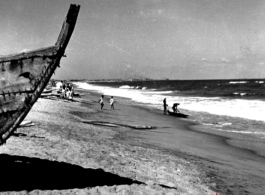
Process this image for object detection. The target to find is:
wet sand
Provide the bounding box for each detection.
[124,111,265,195]
[0,87,264,194]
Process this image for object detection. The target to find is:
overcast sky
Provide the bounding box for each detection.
[1,0,265,80]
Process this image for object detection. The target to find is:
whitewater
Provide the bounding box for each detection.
[75,82,265,139]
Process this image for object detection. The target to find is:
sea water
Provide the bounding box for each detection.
[74,79,265,140]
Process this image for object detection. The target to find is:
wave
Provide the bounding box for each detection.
[233,92,247,96]
[229,81,248,84]
[119,85,148,90]
[75,82,265,139]
[202,122,232,127]
[87,79,265,99]
[142,91,173,94]
[75,82,265,122]
[119,85,134,89]
[216,129,265,136]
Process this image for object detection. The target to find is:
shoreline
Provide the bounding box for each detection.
[77,83,265,159]
[76,87,265,195]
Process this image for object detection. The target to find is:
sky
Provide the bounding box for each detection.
[0,0,265,80]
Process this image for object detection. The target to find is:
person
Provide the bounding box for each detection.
[57,80,63,90]
[110,96,114,109]
[163,98,168,114]
[61,84,66,98]
[66,87,70,98]
[66,85,74,101]
[172,103,180,113]
[70,84,74,95]
[98,95,104,109]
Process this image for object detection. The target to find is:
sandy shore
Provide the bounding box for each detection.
[75,88,265,194]
[0,88,217,195]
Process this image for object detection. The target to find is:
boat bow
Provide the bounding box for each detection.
[0,4,80,145]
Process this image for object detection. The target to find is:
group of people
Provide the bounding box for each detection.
[163,98,180,114]
[98,95,115,110]
[98,95,180,113]
[58,81,74,100]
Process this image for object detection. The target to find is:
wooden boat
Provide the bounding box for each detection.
[0,4,80,145]
[167,110,189,118]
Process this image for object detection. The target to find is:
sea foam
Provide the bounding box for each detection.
[75,82,265,122]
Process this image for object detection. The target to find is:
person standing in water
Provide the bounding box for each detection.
[110,96,114,109]
[98,95,104,109]
[163,98,168,114]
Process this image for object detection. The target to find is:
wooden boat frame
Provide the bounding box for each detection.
[0,4,80,145]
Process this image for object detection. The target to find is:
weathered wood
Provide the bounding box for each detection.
[0,46,58,63]
[0,57,52,89]
[56,5,80,51]
[0,4,80,145]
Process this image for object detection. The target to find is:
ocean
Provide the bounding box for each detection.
[75,79,265,145]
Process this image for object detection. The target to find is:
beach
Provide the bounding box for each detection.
[0,87,215,195]
[0,86,264,194]
[1,1,265,194]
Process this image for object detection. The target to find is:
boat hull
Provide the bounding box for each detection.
[167,110,189,118]
[0,4,80,145]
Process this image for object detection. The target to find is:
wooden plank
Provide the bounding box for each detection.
[0,46,58,63]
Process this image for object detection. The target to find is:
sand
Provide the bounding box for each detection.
[0,88,217,195]
[1,86,264,194]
